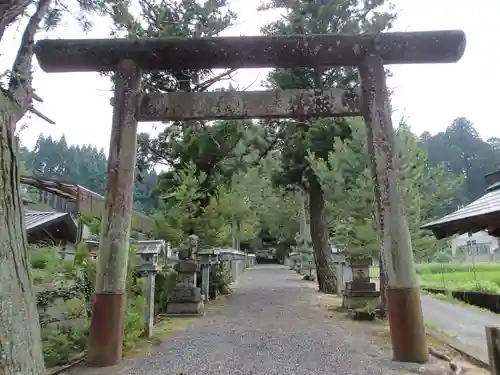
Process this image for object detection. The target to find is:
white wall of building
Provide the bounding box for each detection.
[451,231,500,262]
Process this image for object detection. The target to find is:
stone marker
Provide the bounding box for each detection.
[343,256,380,314]
[166,260,204,315]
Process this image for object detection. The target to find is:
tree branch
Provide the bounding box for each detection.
[193,68,238,92]
[28,104,55,124]
[0,0,31,42]
[8,0,53,124]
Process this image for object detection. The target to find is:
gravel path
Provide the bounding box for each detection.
[71,265,423,375]
[421,294,500,354]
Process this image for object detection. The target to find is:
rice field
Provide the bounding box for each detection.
[416,263,500,293]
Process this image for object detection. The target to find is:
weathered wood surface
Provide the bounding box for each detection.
[34,30,466,72]
[486,326,500,375]
[88,59,142,367]
[138,88,360,121]
[360,53,428,363]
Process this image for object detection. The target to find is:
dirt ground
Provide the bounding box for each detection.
[312,287,490,375]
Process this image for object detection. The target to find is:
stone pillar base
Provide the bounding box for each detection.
[166,301,204,315]
[166,282,204,316]
[166,302,205,316]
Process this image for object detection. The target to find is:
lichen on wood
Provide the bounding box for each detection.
[94,60,142,295]
[34,30,466,73]
[138,88,360,122]
[359,54,418,290]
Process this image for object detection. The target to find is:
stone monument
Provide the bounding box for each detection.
[166,233,204,315]
[342,255,380,315]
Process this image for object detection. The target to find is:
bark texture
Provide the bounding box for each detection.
[308,175,336,294]
[0,0,53,371]
[0,98,45,375]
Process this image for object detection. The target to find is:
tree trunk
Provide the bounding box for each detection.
[0,99,45,374]
[307,174,336,294]
[231,214,237,249]
[236,219,241,250]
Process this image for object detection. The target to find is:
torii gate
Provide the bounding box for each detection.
[34,30,466,367]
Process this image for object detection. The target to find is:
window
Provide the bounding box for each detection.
[461,241,490,256]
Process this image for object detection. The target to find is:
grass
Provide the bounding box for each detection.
[371,262,500,293]
[416,262,500,293]
[369,267,379,278]
[124,294,233,358]
[416,263,500,274]
[124,317,194,358]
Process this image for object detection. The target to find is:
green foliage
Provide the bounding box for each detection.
[211,265,232,292]
[433,251,453,264]
[79,214,101,237]
[419,117,500,206]
[255,0,396,292]
[63,298,87,319]
[154,162,230,247]
[74,241,91,267]
[154,268,178,315]
[418,262,500,293]
[123,296,145,348]
[261,0,397,189]
[118,0,239,218]
[310,119,462,262]
[42,325,88,368]
[416,262,500,275]
[33,244,146,367]
[29,246,60,271]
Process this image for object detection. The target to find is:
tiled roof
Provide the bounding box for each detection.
[421,185,500,239]
[24,210,69,232]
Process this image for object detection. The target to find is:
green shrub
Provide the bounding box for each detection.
[35,242,148,368]
[433,251,452,264]
[211,264,232,292]
[42,325,88,368]
[123,295,144,348]
[29,246,60,270]
[63,298,86,319]
[32,269,49,284]
[59,259,76,278]
[154,268,177,315]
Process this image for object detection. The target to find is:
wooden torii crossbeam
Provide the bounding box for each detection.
[34,30,466,367]
[35,30,465,72]
[139,88,361,121]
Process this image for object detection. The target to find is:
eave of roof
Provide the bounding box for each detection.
[25,210,69,232]
[421,187,500,239]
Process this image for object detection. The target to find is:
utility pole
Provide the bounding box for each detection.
[88,60,142,367]
[360,53,428,363]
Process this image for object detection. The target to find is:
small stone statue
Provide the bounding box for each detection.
[178,231,199,260]
[187,233,199,259]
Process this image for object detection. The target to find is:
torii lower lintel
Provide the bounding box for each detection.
[138,88,361,122]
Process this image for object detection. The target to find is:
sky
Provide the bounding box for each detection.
[1,0,497,153]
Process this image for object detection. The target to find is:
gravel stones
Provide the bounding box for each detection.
[112,265,423,375]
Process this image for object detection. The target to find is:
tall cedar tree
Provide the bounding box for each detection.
[260,0,396,293]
